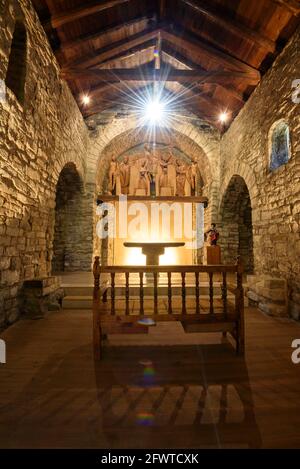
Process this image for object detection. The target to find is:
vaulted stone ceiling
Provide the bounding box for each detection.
[32,0,300,129]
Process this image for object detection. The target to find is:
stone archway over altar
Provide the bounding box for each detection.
[94,131,213,267]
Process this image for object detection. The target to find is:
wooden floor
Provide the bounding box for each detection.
[0,307,300,448]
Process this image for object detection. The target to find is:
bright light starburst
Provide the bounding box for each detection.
[144,98,166,125]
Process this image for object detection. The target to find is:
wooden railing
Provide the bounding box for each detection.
[93,257,245,359]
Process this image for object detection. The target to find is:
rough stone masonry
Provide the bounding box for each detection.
[0,0,299,327]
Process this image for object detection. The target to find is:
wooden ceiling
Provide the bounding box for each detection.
[32,0,300,129]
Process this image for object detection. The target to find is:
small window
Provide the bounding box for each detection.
[269,121,291,171]
[5,20,27,104]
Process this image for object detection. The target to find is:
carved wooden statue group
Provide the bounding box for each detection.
[108,144,204,197]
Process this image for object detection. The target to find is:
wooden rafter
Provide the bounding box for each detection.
[98,46,155,69]
[161,50,245,103]
[271,0,300,15]
[161,28,261,80]
[82,84,222,128]
[55,16,153,53]
[61,28,160,71]
[181,0,276,52]
[159,0,167,20]
[61,67,259,86]
[45,0,131,29]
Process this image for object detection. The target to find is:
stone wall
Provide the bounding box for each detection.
[0,0,89,327]
[219,27,300,318]
[1,0,299,327]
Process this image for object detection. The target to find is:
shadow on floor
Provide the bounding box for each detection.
[0,341,262,448]
[93,343,262,448]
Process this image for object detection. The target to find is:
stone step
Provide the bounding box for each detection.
[63,296,94,310]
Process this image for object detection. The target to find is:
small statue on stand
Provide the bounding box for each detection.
[205,223,220,246]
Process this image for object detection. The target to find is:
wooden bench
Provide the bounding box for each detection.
[92,257,245,359]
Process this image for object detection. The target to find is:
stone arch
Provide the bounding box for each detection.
[89,121,220,265]
[87,115,220,184]
[52,163,89,273]
[219,175,254,273]
[95,127,213,195]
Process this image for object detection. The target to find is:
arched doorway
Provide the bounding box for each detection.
[52,163,83,273]
[219,175,254,273]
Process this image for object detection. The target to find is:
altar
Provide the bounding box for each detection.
[124,242,185,266]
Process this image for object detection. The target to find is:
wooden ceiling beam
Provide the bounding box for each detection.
[55,15,153,53]
[45,0,131,30]
[98,46,155,69]
[271,0,300,15]
[181,0,276,52]
[159,0,167,20]
[61,67,259,85]
[83,102,220,129]
[61,27,160,71]
[161,28,261,81]
[161,50,245,103]
[82,88,221,128]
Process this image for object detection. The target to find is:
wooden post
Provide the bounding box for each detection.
[93,256,100,300]
[154,272,158,315]
[168,271,172,314]
[236,256,245,355]
[195,271,200,315]
[125,272,130,315]
[181,272,186,314]
[111,272,115,315]
[139,272,144,315]
[92,256,101,360]
[209,272,214,315]
[222,271,227,317]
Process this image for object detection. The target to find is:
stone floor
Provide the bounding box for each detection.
[0,306,300,448]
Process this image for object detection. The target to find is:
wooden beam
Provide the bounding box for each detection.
[161,29,261,80]
[80,81,225,128]
[161,49,245,103]
[46,0,131,29]
[181,0,276,52]
[271,0,300,15]
[61,67,259,85]
[159,0,167,19]
[83,100,221,128]
[98,195,209,203]
[62,28,160,71]
[98,46,155,69]
[56,16,152,53]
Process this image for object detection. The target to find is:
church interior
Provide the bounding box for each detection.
[0,0,300,450]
